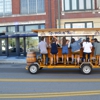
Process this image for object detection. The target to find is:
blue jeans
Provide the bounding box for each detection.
[41,54,48,64]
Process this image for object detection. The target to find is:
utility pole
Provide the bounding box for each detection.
[58,0,61,29]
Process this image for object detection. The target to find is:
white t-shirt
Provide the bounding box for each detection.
[38,41,48,54]
[83,42,92,53]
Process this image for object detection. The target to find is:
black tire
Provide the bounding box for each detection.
[39,67,43,70]
[81,64,92,75]
[28,64,39,74]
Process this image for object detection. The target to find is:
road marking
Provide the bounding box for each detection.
[0,79,100,82]
[0,90,100,98]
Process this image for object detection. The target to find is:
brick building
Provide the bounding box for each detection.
[0,0,100,57]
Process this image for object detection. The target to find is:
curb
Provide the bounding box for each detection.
[0,60,26,64]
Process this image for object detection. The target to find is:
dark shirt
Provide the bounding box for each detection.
[51,42,58,54]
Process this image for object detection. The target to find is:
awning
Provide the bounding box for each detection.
[0,33,38,38]
[25,33,37,37]
[0,35,8,38]
[8,34,19,38]
[8,33,38,38]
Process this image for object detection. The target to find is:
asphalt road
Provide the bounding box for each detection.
[0,64,100,100]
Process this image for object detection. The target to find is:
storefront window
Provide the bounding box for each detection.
[25,25,38,32]
[8,38,16,56]
[0,27,6,32]
[8,26,15,32]
[19,26,24,32]
[0,24,45,32]
[20,38,24,56]
[1,39,6,54]
[26,37,39,52]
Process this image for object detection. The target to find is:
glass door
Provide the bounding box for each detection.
[8,38,16,56]
[19,38,24,56]
[1,39,6,55]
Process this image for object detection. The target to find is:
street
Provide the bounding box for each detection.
[0,63,100,100]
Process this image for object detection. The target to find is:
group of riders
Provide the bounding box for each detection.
[38,36,100,66]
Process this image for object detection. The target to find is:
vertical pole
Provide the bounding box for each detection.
[23,37,26,56]
[6,37,9,56]
[58,0,61,29]
[16,37,20,56]
[48,0,52,28]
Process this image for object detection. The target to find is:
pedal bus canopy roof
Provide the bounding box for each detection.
[32,28,100,36]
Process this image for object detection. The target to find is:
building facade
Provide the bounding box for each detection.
[0,0,100,56]
[59,0,100,29]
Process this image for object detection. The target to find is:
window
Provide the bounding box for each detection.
[40,25,45,29]
[86,22,93,28]
[64,0,93,11]
[79,0,84,10]
[65,24,71,28]
[8,26,15,32]
[26,37,39,53]
[72,23,85,28]
[19,26,24,32]
[0,27,6,32]
[25,24,45,31]
[20,0,28,14]
[0,24,45,32]
[0,0,12,16]
[25,25,38,32]
[72,0,77,10]
[20,0,45,14]
[65,22,93,28]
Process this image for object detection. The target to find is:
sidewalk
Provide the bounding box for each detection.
[0,56,26,64]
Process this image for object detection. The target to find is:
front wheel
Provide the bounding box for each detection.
[81,64,92,75]
[28,64,39,74]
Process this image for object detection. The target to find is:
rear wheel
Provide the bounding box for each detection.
[28,64,39,74]
[81,64,92,75]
